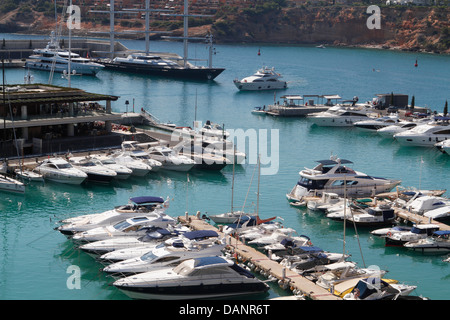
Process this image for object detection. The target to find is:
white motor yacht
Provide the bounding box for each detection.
[233,67,287,91]
[176,142,231,171]
[113,256,269,300]
[394,117,450,147]
[248,228,308,248]
[112,153,152,176]
[72,215,176,243]
[102,238,226,276]
[25,31,104,76]
[354,114,400,131]
[147,146,195,172]
[200,137,246,165]
[81,225,191,257]
[286,155,401,202]
[34,157,87,185]
[308,104,375,127]
[120,141,163,172]
[58,196,168,235]
[404,230,450,253]
[376,118,432,137]
[435,138,450,155]
[90,155,132,180]
[385,224,440,246]
[69,156,117,183]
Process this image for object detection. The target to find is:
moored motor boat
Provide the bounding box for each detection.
[353,114,400,131]
[342,277,418,300]
[14,168,44,182]
[286,155,401,202]
[404,230,450,254]
[385,224,440,247]
[147,145,195,172]
[90,155,132,180]
[113,256,269,300]
[72,215,176,243]
[394,116,450,147]
[102,237,226,276]
[69,156,117,183]
[34,157,87,185]
[58,196,169,235]
[83,229,214,258]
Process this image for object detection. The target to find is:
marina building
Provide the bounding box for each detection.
[0,83,121,158]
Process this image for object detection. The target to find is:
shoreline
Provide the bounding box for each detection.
[5,31,449,56]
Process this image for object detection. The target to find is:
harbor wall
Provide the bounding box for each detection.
[0,38,129,60]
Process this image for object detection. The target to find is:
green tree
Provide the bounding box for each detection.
[444,100,448,116]
[410,95,415,109]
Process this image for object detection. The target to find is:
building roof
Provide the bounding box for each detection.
[0,84,119,106]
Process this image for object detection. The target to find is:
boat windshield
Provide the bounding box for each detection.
[297,177,328,190]
[141,251,158,261]
[56,162,72,169]
[173,260,195,276]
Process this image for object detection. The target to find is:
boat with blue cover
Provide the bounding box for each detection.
[113,256,269,300]
[58,196,168,235]
[404,231,450,253]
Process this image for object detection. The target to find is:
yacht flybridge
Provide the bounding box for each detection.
[25,32,104,76]
[286,155,401,201]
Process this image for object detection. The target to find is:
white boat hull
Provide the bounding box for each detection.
[25,60,104,76]
[234,81,287,91]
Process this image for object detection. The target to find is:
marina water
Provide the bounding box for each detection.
[1,33,449,300]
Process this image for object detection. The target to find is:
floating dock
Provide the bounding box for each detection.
[178,215,342,300]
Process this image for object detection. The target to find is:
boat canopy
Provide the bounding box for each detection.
[316,159,353,165]
[194,256,229,268]
[433,231,450,236]
[281,95,303,100]
[183,230,218,240]
[130,196,165,204]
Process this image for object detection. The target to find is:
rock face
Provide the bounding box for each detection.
[1,5,449,53]
[211,6,450,53]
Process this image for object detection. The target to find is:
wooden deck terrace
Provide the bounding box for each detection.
[178,215,342,300]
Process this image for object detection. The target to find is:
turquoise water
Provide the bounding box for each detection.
[1,33,450,300]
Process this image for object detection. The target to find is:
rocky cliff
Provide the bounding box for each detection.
[211,5,450,53]
[1,5,449,54]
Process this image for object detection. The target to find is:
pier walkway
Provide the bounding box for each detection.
[178,215,342,300]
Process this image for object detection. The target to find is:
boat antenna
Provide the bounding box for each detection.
[256,153,260,218]
[349,201,366,267]
[231,146,235,214]
[343,173,347,257]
